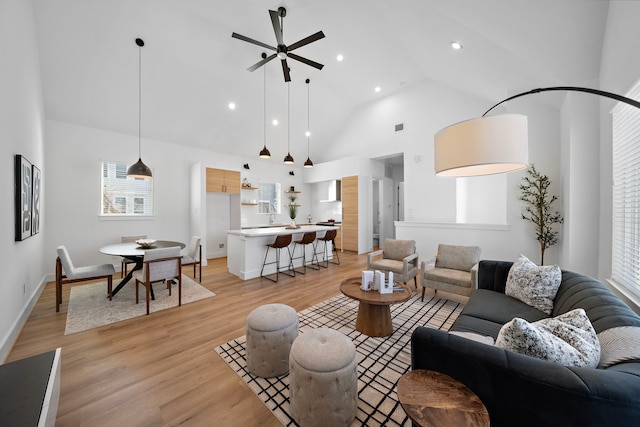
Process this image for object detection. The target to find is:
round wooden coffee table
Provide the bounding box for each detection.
[340,277,412,337]
[397,370,489,427]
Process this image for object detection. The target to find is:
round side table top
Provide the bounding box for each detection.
[397,369,489,427]
[340,277,411,306]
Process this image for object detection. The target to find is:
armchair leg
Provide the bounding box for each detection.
[421,287,426,302]
[414,276,417,289]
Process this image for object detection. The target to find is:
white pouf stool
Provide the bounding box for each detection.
[289,327,358,427]
[246,303,299,378]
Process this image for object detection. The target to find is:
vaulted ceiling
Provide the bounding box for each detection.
[32,0,609,163]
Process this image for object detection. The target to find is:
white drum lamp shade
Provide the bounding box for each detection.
[434,114,529,177]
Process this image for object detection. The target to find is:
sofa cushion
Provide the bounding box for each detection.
[458,289,548,326]
[506,255,561,315]
[424,267,471,289]
[382,239,415,261]
[435,244,481,271]
[598,326,640,368]
[496,308,600,367]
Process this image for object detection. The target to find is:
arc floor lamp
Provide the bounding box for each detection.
[434,86,640,178]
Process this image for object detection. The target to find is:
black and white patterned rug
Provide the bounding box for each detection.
[215,291,463,426]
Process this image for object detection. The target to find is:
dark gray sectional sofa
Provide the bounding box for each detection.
[411,260,640,427]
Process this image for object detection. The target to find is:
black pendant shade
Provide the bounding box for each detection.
[127,38,152,179]
[259,145,271,158]
[304,157,313,168]
[127,157,153,178]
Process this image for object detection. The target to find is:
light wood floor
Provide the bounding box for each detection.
[8,251,373,427]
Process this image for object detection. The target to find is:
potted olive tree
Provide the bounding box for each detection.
[519,164,564,265]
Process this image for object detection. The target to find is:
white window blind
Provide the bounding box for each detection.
[611,80,640,299]
[101,161,154,215]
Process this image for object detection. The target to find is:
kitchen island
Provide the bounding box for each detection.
[227,225,339,280]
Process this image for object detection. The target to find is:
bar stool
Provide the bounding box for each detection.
[314,229,340,268]
[260,234,295,282]
[291,232,320,274]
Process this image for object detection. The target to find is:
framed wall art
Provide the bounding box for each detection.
[15,154,33,241]
[31,164,41,235]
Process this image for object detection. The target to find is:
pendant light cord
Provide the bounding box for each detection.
[287,82,290,153]
[263,64,266,147]
[138,42,142,159]
[307,79,310,154]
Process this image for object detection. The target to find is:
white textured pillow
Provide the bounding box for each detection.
[496,308,600,367]
[598,326,640,368]
[506,254,561,314]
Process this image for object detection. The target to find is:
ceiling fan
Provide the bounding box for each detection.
[231,7,325,82]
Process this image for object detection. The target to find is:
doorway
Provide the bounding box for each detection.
[372,154,404,248]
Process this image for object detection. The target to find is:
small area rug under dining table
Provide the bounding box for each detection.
[65,274,215,334]
[215,291,463,426]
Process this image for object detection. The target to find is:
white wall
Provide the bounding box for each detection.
[44,120,309,270]
[0,0,46,361]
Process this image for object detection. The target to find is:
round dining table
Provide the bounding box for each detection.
[100,240,185,297]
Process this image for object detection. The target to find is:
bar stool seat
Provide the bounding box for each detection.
[314,229,340,268]
[292,232,320,274]
[260,234,294,282]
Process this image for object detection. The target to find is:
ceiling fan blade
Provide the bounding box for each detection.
[231,32,276,51]
[269,9,284,46]
[247,54,277,72]
[287,52,324,70]
[287,31,325,52]
[281,59,291,82]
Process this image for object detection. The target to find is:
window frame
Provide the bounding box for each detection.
[101,160,155,217]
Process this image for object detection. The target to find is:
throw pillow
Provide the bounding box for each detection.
[495,308,600,367]
[598,326,640,368]
[506,254,561,314]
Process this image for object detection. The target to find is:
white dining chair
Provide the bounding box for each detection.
[132,246,182,315]
[181,236,202,282]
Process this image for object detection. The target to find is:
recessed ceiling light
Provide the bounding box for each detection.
[228,102,236,110]
[272,119,279,126]
[305,131,311,137]
[450,41,463,50]
[374,86,381,93]
[336,54,344,62]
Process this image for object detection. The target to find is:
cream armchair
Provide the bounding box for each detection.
[421,244,481,301]
[367,238,418,288]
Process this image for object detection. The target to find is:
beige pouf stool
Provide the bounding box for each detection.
[289,327,358,427]
[246,303,299,378]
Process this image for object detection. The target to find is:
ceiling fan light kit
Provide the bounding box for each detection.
[232,7,325,82]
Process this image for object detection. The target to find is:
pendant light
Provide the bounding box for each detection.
[283,82,294,164]
[258,53,271,159]
[127,38,152,178]
[304,78,314,168]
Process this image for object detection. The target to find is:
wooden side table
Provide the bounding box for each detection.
[340,277,412,337]
[397,370,489,427]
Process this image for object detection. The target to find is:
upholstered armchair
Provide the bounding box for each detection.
[367,238,419,288]
[421,244,481,301]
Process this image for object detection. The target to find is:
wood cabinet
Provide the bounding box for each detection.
[341,176,358,252]
[206,168,240,194]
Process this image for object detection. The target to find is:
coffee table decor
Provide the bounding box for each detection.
[216,291,463,426]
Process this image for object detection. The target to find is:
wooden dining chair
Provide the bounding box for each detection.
[132,246,182,315]
[55,245,115,312]
[181,236,202,282]
[120,234,147,277]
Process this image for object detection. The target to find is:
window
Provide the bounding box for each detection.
[258,181,281,215]
[611,79,640,299]
[101,161,154,215]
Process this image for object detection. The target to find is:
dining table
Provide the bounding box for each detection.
[99,240,185,298]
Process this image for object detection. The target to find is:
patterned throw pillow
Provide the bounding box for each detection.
[495,308,600,367]
[506,254,561,314]
[598,326,640,368]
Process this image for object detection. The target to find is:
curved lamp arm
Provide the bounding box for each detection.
[483,86,640,117]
